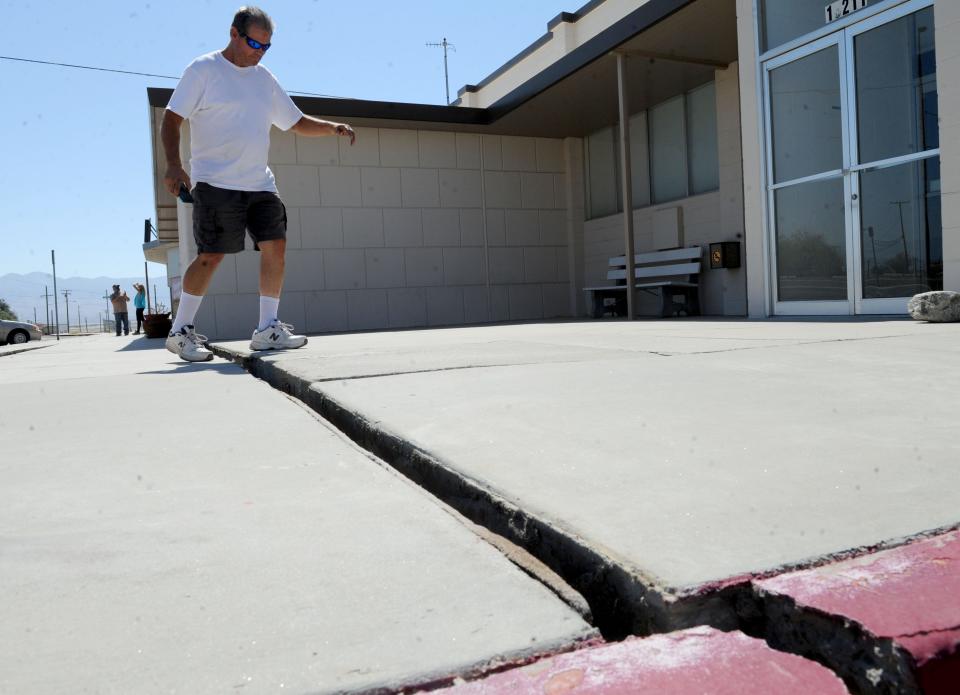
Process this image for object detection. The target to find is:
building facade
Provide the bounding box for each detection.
[145,0,956,338]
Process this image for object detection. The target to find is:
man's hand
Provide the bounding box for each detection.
[163,165,192,197]
[335,123,356,146]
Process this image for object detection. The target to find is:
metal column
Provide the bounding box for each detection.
[616,53,636,320]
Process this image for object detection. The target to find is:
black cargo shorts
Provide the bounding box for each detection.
[191,182,287,254]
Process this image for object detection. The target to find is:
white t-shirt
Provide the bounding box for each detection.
[167,51,303,192]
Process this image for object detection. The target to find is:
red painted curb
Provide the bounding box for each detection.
[431,627,848,694]
[757,530,960,694]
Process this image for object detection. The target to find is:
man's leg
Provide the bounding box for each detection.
[122,313,130,335]
[115,314,121,336]
[170,253,224,334]
[257,239,285,330]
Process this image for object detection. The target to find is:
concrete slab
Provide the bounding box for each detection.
[756,530,960,695]
[430,626,850,694]
[213,319,960,634]
[0,340,53,357]
[0,335,594,694]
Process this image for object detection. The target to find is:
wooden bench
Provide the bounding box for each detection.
[584,247,702,318]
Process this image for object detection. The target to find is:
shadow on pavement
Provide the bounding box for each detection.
[137,361,244,376]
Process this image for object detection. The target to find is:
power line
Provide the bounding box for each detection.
[0,54,347,98]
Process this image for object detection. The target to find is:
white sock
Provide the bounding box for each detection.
[171,291,203,334]
[258,296,280,331]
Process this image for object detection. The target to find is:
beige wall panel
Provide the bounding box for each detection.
[427,287,466,326]
[284,249,325,292]
[401,168,441,208]
[443,248,487,286]
[502,136,538,172]
[521,173,557,209]
[340,127,380,166]
[324,249,366,290]
[508,285,544,320]
[343,208,384,248]
[383,208,423,247]
[542,283,572,318]
[347,289,389,330]
[235,251,260,294]
[440,169,483,208]
[213,293,258,340]
[387,288,427,328]
[404,248,444,287]
[365,248,406,289]
[536,138,565,174]
[481,135,503,171]
[301,207,344,249]
[296,133,340,166]
[205,254,238,296]
[318,166,362,207]
[284,207,303,249]
[484,172,523,208]
[459,209,485,246]
[422,208,461,247]
[269,127,297,164]
[304,290,348,333]
[523,247,560,283]
[361,167,402,207]
[539,210,567,246]
[490,286,510,321]
[456,133,482,170]
[379,129,420,167]
[272,165,320,207]
[489,248,524,283]
[505,209,540,247]
[486,209,507,246]
[464,286,491,323]
[419,132,458,169]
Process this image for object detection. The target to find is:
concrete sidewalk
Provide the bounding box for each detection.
[0,335,594,694]
[209,318,959,687]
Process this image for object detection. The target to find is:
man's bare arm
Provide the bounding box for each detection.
[290,116,356,145]
[160,109,191,195]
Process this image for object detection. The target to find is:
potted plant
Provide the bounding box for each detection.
[142,301,172,338]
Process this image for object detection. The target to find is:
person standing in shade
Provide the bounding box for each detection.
[110,285,130,337]
[132,283,147,335]
[161,5,355,362]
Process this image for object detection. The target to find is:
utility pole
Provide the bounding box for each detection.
[51,251,60,341]
[62,289,72,334]
[426,38,456,105]
[144,261,152,313]
[42,285,50,335]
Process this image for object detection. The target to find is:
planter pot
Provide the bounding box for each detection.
[143,313,172,339]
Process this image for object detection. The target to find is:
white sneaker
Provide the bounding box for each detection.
[165,325,214,362]
[250,320,307,351]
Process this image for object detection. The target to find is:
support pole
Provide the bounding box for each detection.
[616,53,636,320]
[144,261,152,313]
[51,251,60,341]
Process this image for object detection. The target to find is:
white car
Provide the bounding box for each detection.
[0,319,42,345]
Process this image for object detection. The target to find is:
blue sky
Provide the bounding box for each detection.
[0,0,570,278]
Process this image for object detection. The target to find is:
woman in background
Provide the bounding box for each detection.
[132,283,147,335]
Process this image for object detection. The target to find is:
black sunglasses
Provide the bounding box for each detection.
[240,33,271,51]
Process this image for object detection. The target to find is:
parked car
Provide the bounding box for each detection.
[0,319,42,345]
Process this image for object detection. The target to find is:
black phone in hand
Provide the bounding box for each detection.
[178,183,194,204]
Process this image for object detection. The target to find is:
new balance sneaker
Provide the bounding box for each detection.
[250,319,307,351]
[165,325,213,362]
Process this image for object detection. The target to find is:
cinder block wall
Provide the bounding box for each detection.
[580,65,747,317]
[191,128,570,339]
[188,128,572,339]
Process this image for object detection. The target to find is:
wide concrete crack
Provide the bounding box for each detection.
[213,345,953,694]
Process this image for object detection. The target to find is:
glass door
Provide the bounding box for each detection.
[763,0,940,315]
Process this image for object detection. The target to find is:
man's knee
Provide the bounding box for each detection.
[197,253,225,268]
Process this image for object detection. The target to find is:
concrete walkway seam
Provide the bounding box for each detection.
[213,345,958,694]
[0,342,55,357]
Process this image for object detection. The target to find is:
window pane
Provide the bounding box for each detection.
[650,96,687,203]
[761,0,870,52]
[686,82,719,195]
[859,157,942,298]
[775,177,847,301]
[629,111,651,208]
[770,46,842,183]
[587,127,618,218]
[855,8,938,164]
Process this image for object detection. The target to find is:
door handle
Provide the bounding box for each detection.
[851,193,859,201]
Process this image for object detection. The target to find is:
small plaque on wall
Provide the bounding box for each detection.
[709,241,741,270]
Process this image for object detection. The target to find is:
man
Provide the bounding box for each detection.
[162,6,355,362]
[109,285,130,336]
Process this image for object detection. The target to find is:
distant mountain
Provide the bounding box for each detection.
[0,272,168,327]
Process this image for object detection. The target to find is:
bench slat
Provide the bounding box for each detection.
[583,281,698,291]
[609,247,701,266]
[607,262,700,280]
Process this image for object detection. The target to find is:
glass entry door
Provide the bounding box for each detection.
[764,0,940,315]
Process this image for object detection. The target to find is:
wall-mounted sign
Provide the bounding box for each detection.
[825,0,868,24]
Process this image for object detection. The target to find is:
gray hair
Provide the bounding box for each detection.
[232,6,274,35]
